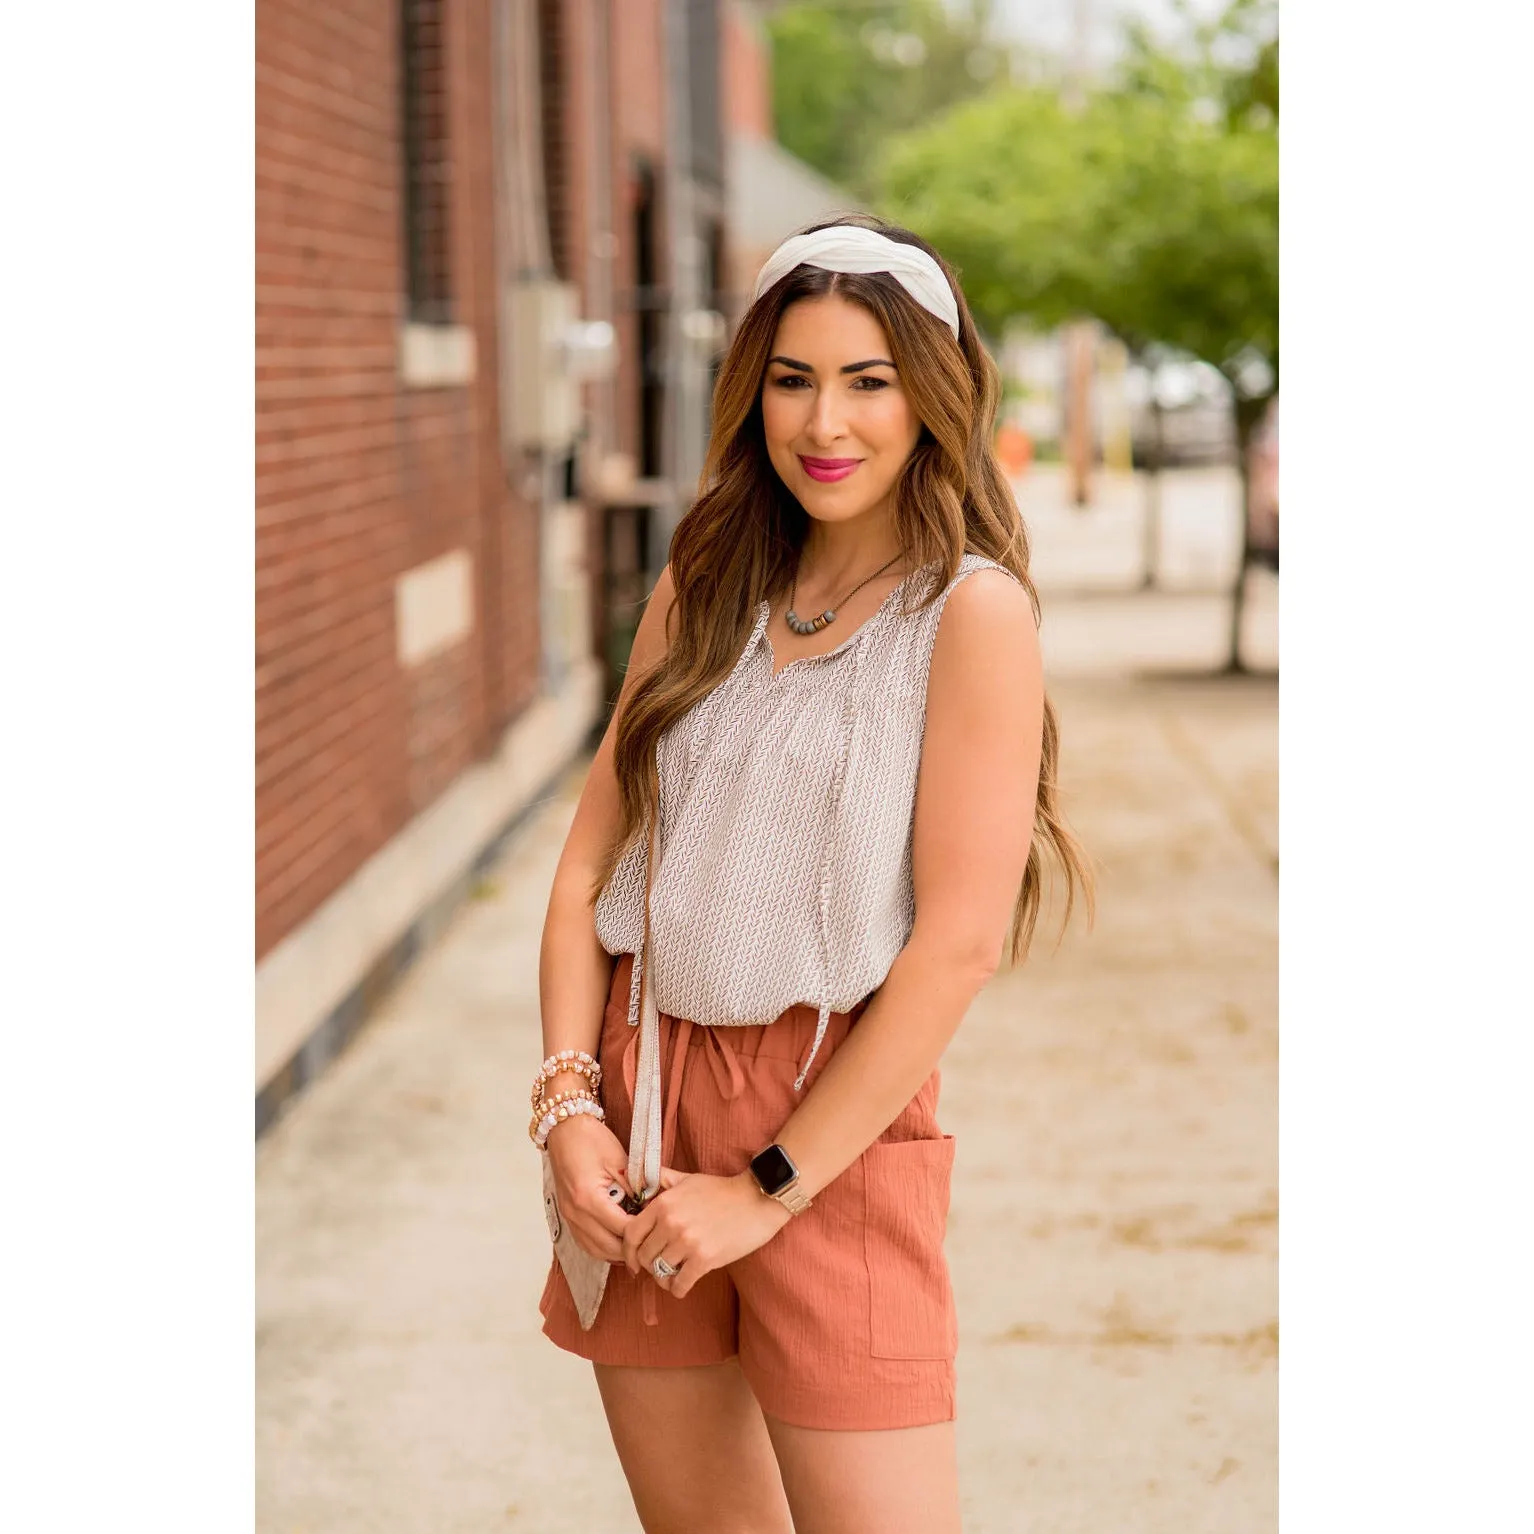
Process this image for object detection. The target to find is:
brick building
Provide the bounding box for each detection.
[255,0,853,1129]
[255,0,731,1128]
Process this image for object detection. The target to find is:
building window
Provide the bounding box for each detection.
[538,0,570,282]
[401,0,453,324]
[686,0,722,190]
[633,160,665,479]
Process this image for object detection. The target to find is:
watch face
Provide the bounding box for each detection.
[750,1143,798,1196]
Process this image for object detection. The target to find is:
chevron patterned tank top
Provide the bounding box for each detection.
[595,551,1019,1192]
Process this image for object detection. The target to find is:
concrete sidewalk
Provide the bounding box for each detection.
[1016,463,1250,596]
[257,612,1278,1531]
[1015,459,1279,680]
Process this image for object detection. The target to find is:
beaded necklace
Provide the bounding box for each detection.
[785,550,906,636]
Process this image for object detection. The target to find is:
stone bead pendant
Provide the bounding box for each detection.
[786,608,835,635]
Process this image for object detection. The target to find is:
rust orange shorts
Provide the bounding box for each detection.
[540,952,959,1432]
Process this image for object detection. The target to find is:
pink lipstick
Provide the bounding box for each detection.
[799,456,862,483]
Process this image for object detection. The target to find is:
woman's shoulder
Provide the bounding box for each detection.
[905,550,1026,615]
[626,562,681,678]
[918,556,1041,734]
[930,553,1037,653]
[951,549,1023,586]
[882,551,1035,691]
[909,549,1021,593]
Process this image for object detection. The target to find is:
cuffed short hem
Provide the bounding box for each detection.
[540,1310,739,1371]
[747,1367,958,1432]
[540,1262,739,1371]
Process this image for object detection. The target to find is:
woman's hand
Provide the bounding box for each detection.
[545,1114,634,1263]
[621,1169,792,1299]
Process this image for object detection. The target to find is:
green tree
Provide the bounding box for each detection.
[877,2,1277,668]
[1112,0,1278,661]
[765,1,1008,200]
[875,86,1114,335]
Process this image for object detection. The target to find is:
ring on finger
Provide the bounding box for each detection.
[652,1256,678,1280]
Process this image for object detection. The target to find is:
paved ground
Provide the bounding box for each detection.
[257,471,1278,1531]
[1019,462,1278,679]
[948,672,1277,1533]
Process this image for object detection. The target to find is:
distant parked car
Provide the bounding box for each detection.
[1124,355,1237,467]
[1247,396,1279,570]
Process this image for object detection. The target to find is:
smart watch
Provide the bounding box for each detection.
[749,1143,813,1215]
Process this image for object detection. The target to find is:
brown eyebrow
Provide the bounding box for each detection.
[767,356,897,374]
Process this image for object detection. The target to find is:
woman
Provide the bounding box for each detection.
[534,215,1091,1534]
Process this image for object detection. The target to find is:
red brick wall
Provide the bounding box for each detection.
[256,0,540,962]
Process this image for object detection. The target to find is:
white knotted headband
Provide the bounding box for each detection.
[750,227,962,341]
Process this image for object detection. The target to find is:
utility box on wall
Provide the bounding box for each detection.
[505,280,618,454]
[508,279,580,452]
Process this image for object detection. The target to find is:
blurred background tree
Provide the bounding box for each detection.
[765,1,1011,201]
[877,2,1276,383]
[874,0,1277,668]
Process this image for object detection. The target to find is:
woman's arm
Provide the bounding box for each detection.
[537,563,678,1259]
[769,568,1042,1189]
[538,562,678,1066]
[625,568,1042,1294]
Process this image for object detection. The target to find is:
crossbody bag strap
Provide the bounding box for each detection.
[625,809,663,1202]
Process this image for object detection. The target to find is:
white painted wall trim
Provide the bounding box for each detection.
[399,322,477,389]
[255,657,603,1092]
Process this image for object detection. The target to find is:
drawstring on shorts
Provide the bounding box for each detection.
[622,1001,746,1326]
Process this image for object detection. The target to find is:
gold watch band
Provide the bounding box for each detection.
[773,1183,813,1216]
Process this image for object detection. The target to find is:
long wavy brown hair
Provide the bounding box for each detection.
[599,214,1093,963]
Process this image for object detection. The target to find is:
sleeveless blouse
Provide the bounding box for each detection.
[595,551,1020,1196]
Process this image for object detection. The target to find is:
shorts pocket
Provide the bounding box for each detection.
[862,1134,958,1361]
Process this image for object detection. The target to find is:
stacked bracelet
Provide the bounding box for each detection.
[533,1088,597,1115]
[528,1051,605,1149]
[529,1091,605,1150]
[531,1049,602,1107]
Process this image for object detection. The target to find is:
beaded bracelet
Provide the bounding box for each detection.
[530,1058,601,1108]
[532,1050,602,1104]
[528,1087,598,1134]
[539,1048,600,1081]
[536,1061,601,1098]
[531,1087,598,1124]
[532,1087,597,1114]
[530,1094,606,1150]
